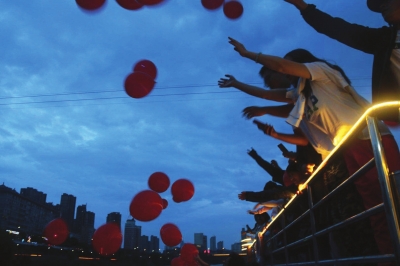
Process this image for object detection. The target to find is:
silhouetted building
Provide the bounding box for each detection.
[60,193,76,232]
[202,235,207,250]
[231,242,242,253]
[80,211,95,245]
[217,241,224,250]
[150,235,160,253]
[20,187,46,204]
[106,212,121,228]
[140,235,149,252]
[210,236,216,251]
[194,233,203,249]
[0,183,57,235]
[74,204,87,233]
[124,218,141,250]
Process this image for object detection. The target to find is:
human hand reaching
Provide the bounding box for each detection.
[242,106,267,119]
[228,37,248,57]
[218,74,238,88]
[238,192,246,200]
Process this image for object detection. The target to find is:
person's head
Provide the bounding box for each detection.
[368,0,400,25]
[223,252,246,266]
[259,66,292,89]
[284,49,351,85]
[286,161,305,186]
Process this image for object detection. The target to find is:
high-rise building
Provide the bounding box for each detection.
[75,204,87,233]
[217,241,224,251]
[149,235,159,253]
[60,193,76,232]
[106,212,121,228]
[210,236,216,251]
[124,218,141,250]
[194,233,203,249]
[140,235,149,252]
[0,184,57,235]
[202,235,207,250]
[20,187,46,204]
[231,242,242,253]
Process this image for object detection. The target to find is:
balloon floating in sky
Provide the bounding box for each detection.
[116,0,144,10]
[180,243,199,263]
[171,256,185,266]
[43,218,69,246]
[160,223,182,247]
[75,0,106,11]
[137,0,165,6]
[92,223,123,256]
[201,0,224,10]
[124,71,156,98]
[148,171,170,193]
[133,59,158,80]
[130,190,163,221]
[162,198,168,209]
[223,0,243,19]
[171,179,195,203]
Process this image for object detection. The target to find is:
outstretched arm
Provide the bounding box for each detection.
[284,0,308,10]
[254,120,309,146]
[242,104,294,119]
[218,74,291,102]
[228,37,311,79]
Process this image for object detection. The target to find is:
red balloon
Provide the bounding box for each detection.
[43,218,69,246]
[148,172,170,193]
[223,1,243,19]
[201,0,224,10]
[133,59,158,80]
[124,72,155,99]
[136,0,165,6]
[160,223,182,247]
[171,257,185,266]
[116,0,143,10]
[92,223,122,256]
[162,198,168,209]
[129,190,163,221]
[180,243,199,262]
[171,179,195,203]
[76,0,106,11]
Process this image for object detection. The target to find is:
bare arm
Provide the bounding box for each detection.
[218,74,291,102]
[254,120,309,146]
[242,104,294,119]
[228,37,311,79]
[284,0,308,10]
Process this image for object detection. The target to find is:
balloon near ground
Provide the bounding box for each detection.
[180,243,199,263]
[160,223,182,247]
[92,223,123,256]
[171,179,195,203]
[124,71,156,98]
[43,218,69,246]
[148,171,170,193]
[129,190,163,221]
[171,256,185,266]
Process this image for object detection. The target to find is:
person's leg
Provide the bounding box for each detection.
[344,136,400,264]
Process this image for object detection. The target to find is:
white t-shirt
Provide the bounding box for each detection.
[286,62,390,158]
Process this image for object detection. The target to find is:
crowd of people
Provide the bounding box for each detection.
[218,0,400,265]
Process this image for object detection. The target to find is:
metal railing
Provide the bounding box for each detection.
[247,102,400,266]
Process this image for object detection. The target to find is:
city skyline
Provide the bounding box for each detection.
[0,182,234,250]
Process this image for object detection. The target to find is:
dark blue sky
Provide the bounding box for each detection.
[0,0,398,248]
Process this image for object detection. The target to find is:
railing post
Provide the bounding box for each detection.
[366,116,400,262]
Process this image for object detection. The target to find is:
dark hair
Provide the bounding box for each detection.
[284,49,351,85]
[286,160,300,173]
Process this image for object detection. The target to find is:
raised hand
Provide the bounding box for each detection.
[228,37,248,57]
[218,74,237,88]
[242,106,267,119]
[238,192,246,200]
